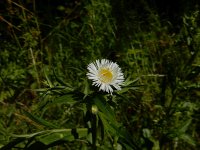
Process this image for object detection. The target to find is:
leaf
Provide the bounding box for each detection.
[11,128,89,148]
[46,94,77,107]
[152,140,160,150]
[35,128,88,145]
[98,112,118,135]
[23,111,58,129]
[117,127,140,150]
[83,79,90,98]
[44,68,53,88]
[116,86,140,94]
[11,131,48,138]
[123,77,139,86]
[36,131,73,145]
[142,128,151,139]
[53,69,73,89]
[178,119,192,133]
[94,96,115,122]
[0,138,26,150]
[93,96,140,149]
[179,134,196,146]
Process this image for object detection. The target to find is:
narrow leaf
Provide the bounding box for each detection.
[23,111,58,128]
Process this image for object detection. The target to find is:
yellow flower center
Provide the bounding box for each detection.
[99,68,113,83]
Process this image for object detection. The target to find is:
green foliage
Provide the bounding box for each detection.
[0,0,199,149]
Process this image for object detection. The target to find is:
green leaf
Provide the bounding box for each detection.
[53,69,74,89]
[23,111,58,128]
[117,127,140,150]
[98,112,117,135]
[83,79,90,98]
[179,134,196,146]
[123,77,139,86]
[46,94,77,107]
[11,131,47,138]
[44,68,53,88]
[37,130,73,145]
[11,128,89,146]
[0,138,26,150]
[36,128,89,145]
[178,119,192,133]
[94,96,115,122]
[93,96,140,149]
[142,128,151,139]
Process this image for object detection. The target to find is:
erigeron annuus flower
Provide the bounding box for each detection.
[87,59,124,94]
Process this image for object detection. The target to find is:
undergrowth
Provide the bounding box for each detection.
[0,0,199,149]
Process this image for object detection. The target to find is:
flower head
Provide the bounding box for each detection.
[87,59,124,94]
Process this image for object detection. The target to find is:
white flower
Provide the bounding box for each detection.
[87,59,124,94]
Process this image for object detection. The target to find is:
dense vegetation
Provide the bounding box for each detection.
[0,0,199,149]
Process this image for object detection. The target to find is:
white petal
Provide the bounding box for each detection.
[87,59,124,94]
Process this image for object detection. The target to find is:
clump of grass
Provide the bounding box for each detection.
[0,0,199,149]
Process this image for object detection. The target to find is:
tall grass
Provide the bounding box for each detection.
[0,0,199,149]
